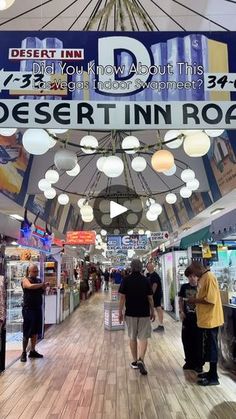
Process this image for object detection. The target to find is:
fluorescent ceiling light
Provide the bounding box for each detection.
[10,214,24,221]
[210,208,224,215]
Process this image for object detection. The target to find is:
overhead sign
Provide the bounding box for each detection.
[107,235,148,250]
[150,231,169,241]
[0,31,236,129]
[66,231,96,245]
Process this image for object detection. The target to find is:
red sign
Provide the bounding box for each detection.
[66,231,96,245]
[53,237,64,247]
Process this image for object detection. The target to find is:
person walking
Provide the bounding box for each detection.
[146,262,164,332]
[178,267,203,372]
[184,261,224,386]
[104,268,110,291]
[20,264,46,362]
[118,259,155,375]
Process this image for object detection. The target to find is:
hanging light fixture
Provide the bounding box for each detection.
[146,198,155,207]
[186,179,200,191]
[122,136,140,154]
[45,169,59,184]
[181,130,203,135]
[165,193,177,204]
[204,129,224,138]
[48,129,68,134]
[99,200,110,213]
[180,187,192,198]
[23,129,52,155]
[127,230,134,235]
[181,169,195,182]
[0,0,15,10]
[149,203,162,215]
[101,229,107,236]
[80,205,93,217]
[131,156,147,172]
[44,188,57,200]
[38,178,51,192]
[163,164,177,176]
[0,128,17,136]
[127,213,138,225]
[82,214,94,223]
[80,135,98,154]
[164,130,183,149]
[101,214,112,225]
[96,156,107,172]
[146,211,158,221]
[183,132,211,157]
[77,198,87,208]
[102,156,124,178]
[54,149,77,171]
[66,163,81,177]
[138,229,144,235]
[151,150,174,173]
[58,194,69,205]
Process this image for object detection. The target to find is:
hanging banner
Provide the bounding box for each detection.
[0,31,236,128]
[66,231,96,245]
[107,235,148,250]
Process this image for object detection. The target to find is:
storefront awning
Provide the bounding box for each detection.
[180,226,211,249]
[210,209,236,240]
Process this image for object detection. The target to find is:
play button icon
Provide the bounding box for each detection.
[110,201,128,219]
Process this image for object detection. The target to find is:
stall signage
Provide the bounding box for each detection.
[1,31,236,129]
[66,231,96,245]
[107,235,148,250]
[150,231,169,241]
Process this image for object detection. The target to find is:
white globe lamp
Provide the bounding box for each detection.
[204,129,224,138]
[138,229,144,235]
[165,193,177,204]
[48,129,68,134]
[0,0,15,11]
[164,130,183,149]
[149,203,162,215]
[58,194,69,205]
[38,178,51,192]
[122,136,140,154]
[23,129,51,155]
[180,187,192,198]
[54,149,77,171]
[163,164,177,176]
[80,205,93,217]
[184,132,211,157]
[96,156,107,171]
[181,130,203,135]
[146,211,158,221]
[146,198,155,207]
[127,213,138,225]
[181,169,195,182]
[0,128,17,136]
[127,230,133,235]
[45,169,59,184]
[101,214,112,225]
[145,230,151,237]
[99,200,110,213]
[102,156,124,178]
[66,163,81,177]
[44,188,56,199]
[101,229,107,236]
[82,214,94,223]
[80,135,98,154]
[186,179,200,191]
[131,156,147,172]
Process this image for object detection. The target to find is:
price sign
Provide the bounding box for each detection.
[150,231,169,241]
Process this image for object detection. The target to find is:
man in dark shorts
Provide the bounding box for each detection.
[146,262,164,332]
[20,264,46,362]
[118,259,155,375]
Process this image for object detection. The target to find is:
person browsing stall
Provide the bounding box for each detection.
[146,262,164,332]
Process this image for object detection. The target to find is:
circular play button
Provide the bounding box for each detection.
[94,184,143,234]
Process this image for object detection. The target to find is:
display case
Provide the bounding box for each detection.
[211,248,236,305]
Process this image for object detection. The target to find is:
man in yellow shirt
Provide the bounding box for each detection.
[184,261,224,386]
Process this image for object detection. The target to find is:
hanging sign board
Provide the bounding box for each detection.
[66,231,96,245]
[107,235,148,250]
[0,31,236,129]
[150,231,169,241]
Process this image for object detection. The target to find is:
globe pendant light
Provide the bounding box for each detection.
[186,179,200,191]
[48,129,68,134]
[102,156,124,178]
[127,213,138,225]
[164,130,183,149]
[45,169,59,184]
[101,229,107,236]
[122,136,140,154]
[204,129,224,138]
[165,193,177,204]
[58,194,69,205]
[0,128,17,136]
[163,164,177,176]
[80,135,98,154]
[146,198,155,207]
[181,169,195,182]
[183,132,211,157]
[82,214,94,223]
[138,229,144,235]
[180,187,192,198]
[38,178,51,191]
[181,130,203,135]
[131,156,147,172]
[54,149,77,171]
[149,203,162,215]
[80,205,93,217]
[77,198,86,208]
[146,211,158,221]
[0,0,15,10]
[23,129,51,155]
[44,188,57,199]
[66,163,81,177]
[96,156,107,172]
[151,150,174,173]
[101,214,112,225]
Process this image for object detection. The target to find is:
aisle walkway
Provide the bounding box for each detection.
[0,292,236,419]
